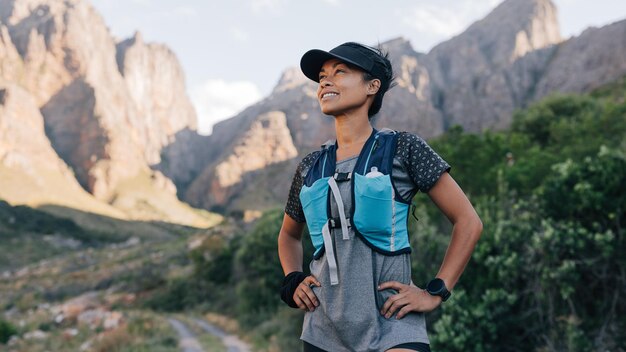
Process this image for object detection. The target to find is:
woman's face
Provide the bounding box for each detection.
[317,58,373,117]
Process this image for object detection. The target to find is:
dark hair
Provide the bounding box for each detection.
[347,43,396,119]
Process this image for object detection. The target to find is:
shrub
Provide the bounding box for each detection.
[0,319,17,344]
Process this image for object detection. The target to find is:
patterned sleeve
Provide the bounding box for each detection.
[284,151,319,223]
[396,132,451,193]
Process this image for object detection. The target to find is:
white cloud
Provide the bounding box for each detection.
[402,0,502,44]
[230,26,250,42]
[174,6,197,18]
[403,5,468,37]
[129,0,151,5]
[191,79,263,135]
[322,0,340,6]
[250,0,287,15]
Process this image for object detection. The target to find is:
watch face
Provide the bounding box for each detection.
[427,278,451,301]
[427,278,444,294]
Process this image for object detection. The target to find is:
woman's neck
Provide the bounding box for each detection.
[334,112,373,152]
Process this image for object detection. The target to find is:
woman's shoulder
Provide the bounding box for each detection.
[296,149,322,174]
[393,131,430,158]
[395,130,425,143]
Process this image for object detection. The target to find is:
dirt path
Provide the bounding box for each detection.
[168,318,204,352]
[192,318,251,352]
[168,317,251,352]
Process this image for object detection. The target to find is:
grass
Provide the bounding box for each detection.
[0,164,125,219]
[0,225,194,311]
[5,310,179,352]
[0,200,209,272]
[0,200,126,270]
[110,169,223,228]
[0,165,232,351]
[0,164,223,230]
[0,228,211,351]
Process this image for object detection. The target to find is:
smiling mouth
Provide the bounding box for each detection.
[321,92,339,100]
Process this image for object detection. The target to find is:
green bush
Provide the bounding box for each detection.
[190,234,237,285]
[0,318,17,344]
[143,277,213,312]
[233,208,313,328]
[233,209,290,327]
[429,148,625,351]
[422,87,626,351]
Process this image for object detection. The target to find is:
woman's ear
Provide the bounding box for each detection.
[367,79,381,96]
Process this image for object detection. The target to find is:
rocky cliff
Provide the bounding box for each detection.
[0,0,216,226]
[1,0,624,218]
[0,82,123,218]
[185,111,298,211]
[424,0,562,130]
[187,0,626,212]
[115,31,198,166]
[533,20,626,98]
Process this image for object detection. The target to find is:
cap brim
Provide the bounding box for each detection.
[300,49,369,83]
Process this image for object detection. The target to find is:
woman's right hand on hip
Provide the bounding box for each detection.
[293,275,321,311]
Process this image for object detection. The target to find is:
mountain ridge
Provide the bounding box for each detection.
[185,0,625,212]
[0,0,624,218]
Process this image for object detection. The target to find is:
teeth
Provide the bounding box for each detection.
[323,92,338,98]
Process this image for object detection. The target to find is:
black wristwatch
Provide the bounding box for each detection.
[426,278,451,302]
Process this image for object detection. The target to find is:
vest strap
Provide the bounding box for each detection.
[327,177,350,240]
[322,222,339,286]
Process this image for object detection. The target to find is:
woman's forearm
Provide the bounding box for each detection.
[435,217,483,291]
[278,230,305,275]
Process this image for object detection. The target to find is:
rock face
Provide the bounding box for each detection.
[186,111,298,210]
[0,83,123,217]
[116,32,198,165]
[0,25,22,83]
[1,8,83,209]
[0,0,200,201]
[0,83,76,186]
[3,0,141,199]
[0,0,215,226]
[423,0,562,131]
[374,38,445,138]
[533,20,626,97]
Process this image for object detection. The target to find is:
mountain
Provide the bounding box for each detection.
[184,0,626,212]
[423,0,561,130]
[0,0,624,219]
[0,0,217,227]
[0,82,123,218]
[185,111,298,212]
[532,20,626,97]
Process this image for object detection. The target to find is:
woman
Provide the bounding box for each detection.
[278,42,482,352]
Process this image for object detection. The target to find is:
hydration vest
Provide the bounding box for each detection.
[299,128,412,285]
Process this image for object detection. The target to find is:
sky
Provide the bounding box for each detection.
[90,0,626,135]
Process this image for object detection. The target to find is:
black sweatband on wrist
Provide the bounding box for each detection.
[280,271,307,308]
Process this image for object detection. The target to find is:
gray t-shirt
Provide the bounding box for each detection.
[284,132,451,351]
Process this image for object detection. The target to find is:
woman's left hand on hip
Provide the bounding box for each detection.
[378,281,442,319]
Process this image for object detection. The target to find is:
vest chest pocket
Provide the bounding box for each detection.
[353,173,394,248]
[354,173,411,253]
[300,177,331,255]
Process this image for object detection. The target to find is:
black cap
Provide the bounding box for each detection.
[300,42,391,85]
